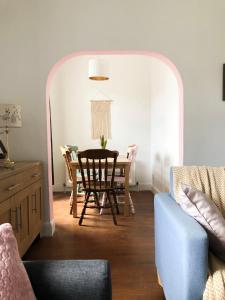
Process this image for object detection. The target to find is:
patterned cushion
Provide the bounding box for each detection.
[179,184,225,262]
[0,223,36,300]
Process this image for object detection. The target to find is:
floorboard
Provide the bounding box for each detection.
[24,191,165,300]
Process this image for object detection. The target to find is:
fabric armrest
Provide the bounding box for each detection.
[154,193,208,300]
[23,259,112,300]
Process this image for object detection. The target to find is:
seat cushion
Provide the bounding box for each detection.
[0,223,35,300]
[24,260,112,300]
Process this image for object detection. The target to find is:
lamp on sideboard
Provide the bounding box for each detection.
[0,104,22,168]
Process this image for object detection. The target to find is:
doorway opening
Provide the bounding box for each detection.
[46,51,183,223]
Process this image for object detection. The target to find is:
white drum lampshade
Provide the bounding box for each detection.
[89,59,109,80]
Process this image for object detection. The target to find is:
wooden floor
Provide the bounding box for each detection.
[24,191,165,300]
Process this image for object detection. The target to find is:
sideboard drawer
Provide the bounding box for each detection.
[23,164,42,188]
[0,174,23,203]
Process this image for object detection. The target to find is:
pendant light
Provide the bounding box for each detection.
[89,59,109,80]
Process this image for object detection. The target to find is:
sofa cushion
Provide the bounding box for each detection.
[179,184,225,262]
[24,260,112,300]
[0,223,35,300]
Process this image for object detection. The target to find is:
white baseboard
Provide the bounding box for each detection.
[41,219,55,237]
[53,185,73,193]
[53,185,66,192]
[138,183,152,191]
[150,184,161,195]
[135,182,161,194]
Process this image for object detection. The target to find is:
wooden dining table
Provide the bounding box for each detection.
[69,156,131,218]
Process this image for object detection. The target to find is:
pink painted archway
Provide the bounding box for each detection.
[46,50,184,220]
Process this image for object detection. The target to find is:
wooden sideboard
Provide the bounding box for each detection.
[0,161,43,256]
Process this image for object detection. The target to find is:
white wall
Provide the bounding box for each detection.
[0,0,225,234]
[51,55,152,191]
[150,58,180,192]
[51,55,180,193]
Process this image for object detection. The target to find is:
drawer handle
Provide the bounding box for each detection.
[7,183,21,191]
[32,173,40,178]
[11,209,18,232]
[17,206,22,229]
[32,194,37,212]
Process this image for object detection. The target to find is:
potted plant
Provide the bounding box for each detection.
[100,135,107,149]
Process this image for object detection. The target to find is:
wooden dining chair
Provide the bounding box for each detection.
[113,144,137,214]
[77,149,119,226]
[60,146,83,214]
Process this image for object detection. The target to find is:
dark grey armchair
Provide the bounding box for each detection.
[23,260,112,300]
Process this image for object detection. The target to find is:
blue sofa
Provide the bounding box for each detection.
[154,186,209,300]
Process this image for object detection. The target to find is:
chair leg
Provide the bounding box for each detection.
[94,192,101,212]
[78,183,81,193]
[100,192,106,215]
[129,193,135,214]
[79,192,90,226]
[112,190,120,215]
[69,190,73,204]
[69,190,73,215]
[70,204,73,215]
[106,191,117,225]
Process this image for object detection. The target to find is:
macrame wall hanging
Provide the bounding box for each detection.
[91,100,112,139]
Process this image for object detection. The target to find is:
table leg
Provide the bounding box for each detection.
[71,166,77,218]
[124,164,130,216]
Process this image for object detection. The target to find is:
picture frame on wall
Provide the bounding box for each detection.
[0,140,7,159]
[223,64,225,101]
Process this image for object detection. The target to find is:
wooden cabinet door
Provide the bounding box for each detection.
[0,162,43,257]
[14,188,30,256]
[29,180,43,238]
[0,197,22,245]
[0,197,14,227]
